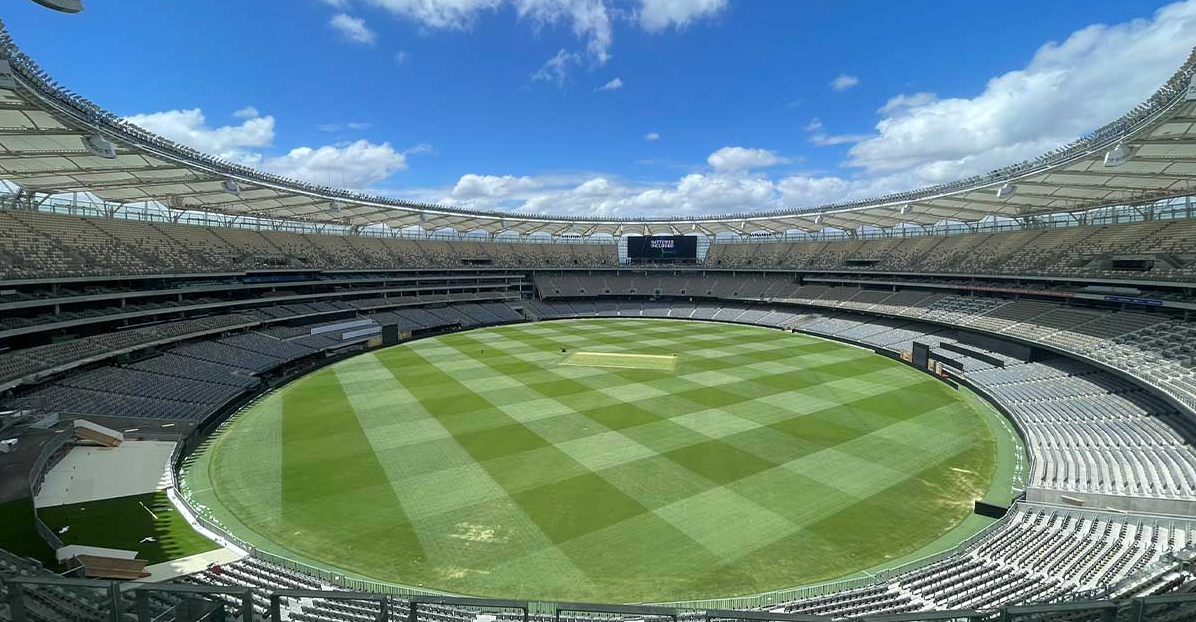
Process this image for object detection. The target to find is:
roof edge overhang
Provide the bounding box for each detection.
[1,19,1195,234]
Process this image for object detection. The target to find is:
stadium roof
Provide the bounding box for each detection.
[1,20,1196,237]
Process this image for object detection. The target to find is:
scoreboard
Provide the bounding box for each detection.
[627,236,698,262]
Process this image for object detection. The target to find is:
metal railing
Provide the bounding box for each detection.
[5,576,1196,622]
[26,425,71,551]
[1,195,615,245]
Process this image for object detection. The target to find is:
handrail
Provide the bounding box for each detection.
[27,425,72,550]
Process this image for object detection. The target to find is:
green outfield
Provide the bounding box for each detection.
[38,492,218,565]
[185,319,1018,602]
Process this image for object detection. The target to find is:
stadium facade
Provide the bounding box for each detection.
[2,12,1196,622]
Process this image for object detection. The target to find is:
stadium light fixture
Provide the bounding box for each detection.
[1103,141,1132,167]
[81,133,116,159]
[331,201,345,213]
[0,61,14,90]
[27,0,84,13]
[898,203,912,215]
[222,179,242,197]
[997,183,1018,200]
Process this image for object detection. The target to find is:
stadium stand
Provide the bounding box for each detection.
[526,294,1196,512]
[703,218,1196,281]
[5,207,1196,282]
[6,13,1196,622]
[0,209,618,279]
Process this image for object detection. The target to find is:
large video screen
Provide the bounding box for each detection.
[627,235,698,261]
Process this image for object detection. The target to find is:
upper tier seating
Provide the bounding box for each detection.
[703,217,1196,281]
[3,208,1196,281]
[0,209,617,280]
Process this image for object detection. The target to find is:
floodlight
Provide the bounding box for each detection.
[1103,142,1132,167]
[222,179,241,197]
[27,0,84,13]
[997,183,1017,200]
[81,133,116,159]
[0,61,14,90]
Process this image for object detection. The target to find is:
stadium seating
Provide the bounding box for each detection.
[0,300,528,422]
[4,207,1196,281]
[0,209,618,279]
[8,208,1196,619]
[703,218,1196,281]
[6,294,1196,619]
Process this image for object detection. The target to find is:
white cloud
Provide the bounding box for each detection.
[452,174,541,199]
[386,2,1196,220]
[808,132,871,146]
[263,140,414,188]
[394,50,411,65]
[877,92,937,116]
[362,0,502,30]
[531,49,580,85]
[637,0,727,31]
[126,107,424,191]
[123,108,275,162]
[233,106,260,119]
[329,13,377,44]
[514,0,614,65]
[519,173,776,218]
[131,2,1196,222]
[830,74,859,91]
[364,0,611,62]
[845,0,1196,184]
[775,175,866,207]
[644,132,660,141]
[596,77,623,91]
[802,117,870,146]
[434,146,795,218]
[318,0,351,7]
[316,121,374,132]
[707,146,788,172]
[363,0,723,66]
[408,167,909,219]
[446,173,760,218]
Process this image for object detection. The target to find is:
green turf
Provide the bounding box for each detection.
[0,497,57,566]
[186,319,1017,602]
[37,491,218,565]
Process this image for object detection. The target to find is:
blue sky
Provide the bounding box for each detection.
[6,0,1195,217]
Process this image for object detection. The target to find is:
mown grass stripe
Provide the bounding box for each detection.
[193,318,1008,602]
[388,344,660,554]
[279,367,428,580]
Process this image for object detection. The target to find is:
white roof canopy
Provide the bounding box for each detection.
[1,20,1195,237]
